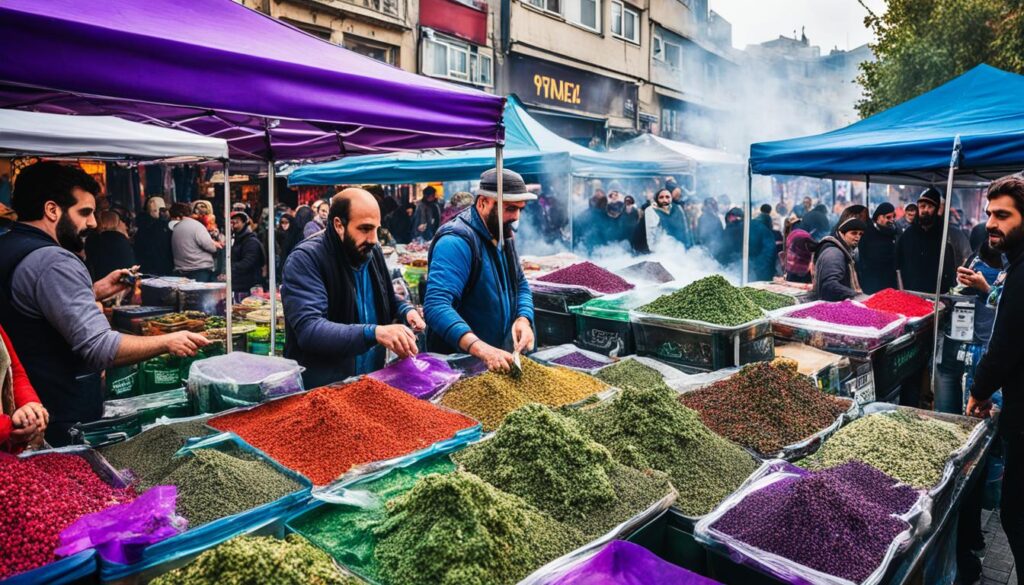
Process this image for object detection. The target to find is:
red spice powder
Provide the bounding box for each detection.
[0,453,135,579]
[864,288,935,318]
[209,378,477,485]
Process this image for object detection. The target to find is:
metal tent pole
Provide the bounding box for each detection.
[568,174,575,253]
[930,136,962,401]
[267,162,277,356]
[223,162,233,353]
[741,165,752,284]
[865,176,871,207]
[496,146,504,245]
[831,179,836,209]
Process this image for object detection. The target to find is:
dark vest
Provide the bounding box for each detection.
[0,224,103,445]
[283,232,396,388]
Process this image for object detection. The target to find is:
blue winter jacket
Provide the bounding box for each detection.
[423,206,534,352]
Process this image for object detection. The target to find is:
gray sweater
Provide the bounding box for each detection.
[170,217,218,271]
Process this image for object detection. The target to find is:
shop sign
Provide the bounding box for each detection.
[509,53,632,115]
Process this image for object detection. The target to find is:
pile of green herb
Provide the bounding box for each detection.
[741,287,796,311]
[156,448,302,527]
[639,275,761,326]
[800,410,971,488]
[100,418,213,486]
[572,385,757,516]
[595,359,671,393]
[290,455,456,581]
[151,534,358,585]
[374,472,585,585]
[455,405,672,539]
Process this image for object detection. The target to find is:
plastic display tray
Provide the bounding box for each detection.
[629,311,774,372]
[535,309,577,347]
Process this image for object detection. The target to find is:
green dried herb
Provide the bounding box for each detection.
[572,385,757,517]
[156,448,301,527]
[100,419,213,486]
[741,287,796,311]
[455,405,672,539]
[595,359,671,393]
[440,357,607,431]
[291,455,456,581]
[374,472,585,585]
[801,410,971,488]
[151,534,357,585]
[639,275,761,326]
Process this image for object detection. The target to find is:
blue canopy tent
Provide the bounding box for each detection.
[747,64,1024,397]
[750,65,1024,185]
[287,95,686,184]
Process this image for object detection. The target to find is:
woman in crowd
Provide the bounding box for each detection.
[1,325,48,453]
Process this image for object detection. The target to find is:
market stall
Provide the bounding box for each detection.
[748,64,1024,403]
[0,0,506,353]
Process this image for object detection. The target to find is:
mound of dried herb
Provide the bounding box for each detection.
[639,275,762,326]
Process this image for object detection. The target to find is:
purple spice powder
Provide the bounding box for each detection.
[537,262,635,294]
[551,352,609,370]
[711,461,918,583]
[790,300,899,329]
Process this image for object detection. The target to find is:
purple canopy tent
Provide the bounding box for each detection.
[0,0,506,353]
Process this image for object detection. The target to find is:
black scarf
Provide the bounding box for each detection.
[320,228,395,329]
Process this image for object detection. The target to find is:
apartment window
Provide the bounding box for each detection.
[526,0,561,15]
[351,0,401,17]
[562,0,600,31]
[423,35,493,86]
[653,33,681,69]
[661,108,679,136]
[610,1,638,43]
[471,53,493,86]
[344,35,398,65]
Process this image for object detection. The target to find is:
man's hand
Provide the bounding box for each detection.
[213,240,225,250]
[164,331,211,357]
[967,395,994,418]
[957,267,990,294]
[470,341,514,373]
[376,324,418,358]
[11,402,48,431]
[417,223,427,233]
[94,269,132,301]
[406,310,426,333]
[512,317,534,354]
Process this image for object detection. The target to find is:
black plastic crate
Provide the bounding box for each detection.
[574,314,635,356]
[631,315,774,372]
[534,309,577,347]
[626,510,709,575]
[532,287,598,314]
[873,330,932,398]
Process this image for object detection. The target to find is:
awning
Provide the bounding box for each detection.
[0,109,228,160]
[0,0,505,161]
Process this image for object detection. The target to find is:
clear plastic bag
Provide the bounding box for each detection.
[535,540,720,585]
[367,354,461,399]
[56,485,186,565]
[187,352,304,414]
[694,459,929,585]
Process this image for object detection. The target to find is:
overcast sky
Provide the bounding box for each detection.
[708,0,887,51]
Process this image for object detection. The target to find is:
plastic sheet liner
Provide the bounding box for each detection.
[101,388,190,422]
[769,301,907,353]
[367,354,461,399]
[56,486,186,565]
[539,540,721,585]
[674,366,861,461]
[694,460,930,585]
[530,344,614,374]
[98,433,312,582]
[1,447,130,585]
[187,352,304,413]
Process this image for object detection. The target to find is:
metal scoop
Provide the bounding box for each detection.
[510,350,523,380]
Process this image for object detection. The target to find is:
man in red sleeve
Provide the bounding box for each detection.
[1,325,48,451]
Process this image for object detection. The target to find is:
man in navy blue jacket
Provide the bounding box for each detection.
[424,168,535,372]
[282,188,424,388]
